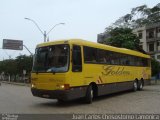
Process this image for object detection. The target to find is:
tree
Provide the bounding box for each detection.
[151,59,160,77]
[105,3,160,31]
[102,3,160,51]
[0,59,17,75]
[15,55,33,75]
[0,55,33,82]
[103,27,144,52]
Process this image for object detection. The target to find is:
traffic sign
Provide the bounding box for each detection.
[2,39,23,50]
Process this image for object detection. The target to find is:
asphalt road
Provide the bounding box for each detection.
[0,82,160,114]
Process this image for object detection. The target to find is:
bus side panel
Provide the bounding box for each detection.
[82,64,151,96]
[97,81,133,96]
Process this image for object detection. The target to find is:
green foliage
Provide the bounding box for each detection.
[103,27,142,51]
[16,55,33,75]
[151,59,160,76]
[0,55,33,76]
[0,59,16,75]
[105,3,160,30]
[103,3,160,51]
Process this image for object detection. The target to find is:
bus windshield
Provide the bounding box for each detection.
[32,44,69,73]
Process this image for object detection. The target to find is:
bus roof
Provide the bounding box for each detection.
[37,39,150,59]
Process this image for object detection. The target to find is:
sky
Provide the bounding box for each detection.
[0,0,159,60]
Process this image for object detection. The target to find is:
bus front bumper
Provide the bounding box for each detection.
[31,87,87,101]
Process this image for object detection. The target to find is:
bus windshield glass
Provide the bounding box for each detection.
[32,44,69,73]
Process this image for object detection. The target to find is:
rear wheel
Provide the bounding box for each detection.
[138,80,143,90]
[85,85,93,104]
[133,80,138,91]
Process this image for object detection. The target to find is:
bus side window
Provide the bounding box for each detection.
[72,45,82,72]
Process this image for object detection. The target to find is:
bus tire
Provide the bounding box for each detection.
[85,85,93,104]
[138,80,143,91]
[133,80,138,92]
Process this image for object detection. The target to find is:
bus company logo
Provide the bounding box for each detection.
[102,66,130,76]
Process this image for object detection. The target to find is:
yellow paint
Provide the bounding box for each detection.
[31,39,151,90]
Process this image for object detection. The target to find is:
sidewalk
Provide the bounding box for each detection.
[150,79,160,85]
[1,81,30,87]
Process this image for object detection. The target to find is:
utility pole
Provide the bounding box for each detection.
[25,18,65,42]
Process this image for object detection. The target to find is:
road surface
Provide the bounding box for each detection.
[0,82,160,114]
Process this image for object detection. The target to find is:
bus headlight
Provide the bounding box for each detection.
[57,84,65,89]
[60,85,65,89]
[57,84,70,90]
[31,83,35,88]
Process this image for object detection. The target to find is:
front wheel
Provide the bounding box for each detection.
[57,99,65,103]
[138,80,143,91]
[85,85,93,104]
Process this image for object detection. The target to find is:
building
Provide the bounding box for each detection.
[133,22,160,61]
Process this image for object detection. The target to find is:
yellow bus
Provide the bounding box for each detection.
[31,39,151,103]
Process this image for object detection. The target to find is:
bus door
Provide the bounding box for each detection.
[70,45,83,86]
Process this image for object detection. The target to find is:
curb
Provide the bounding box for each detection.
[150,80,160,85]
[2,81,30,87]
